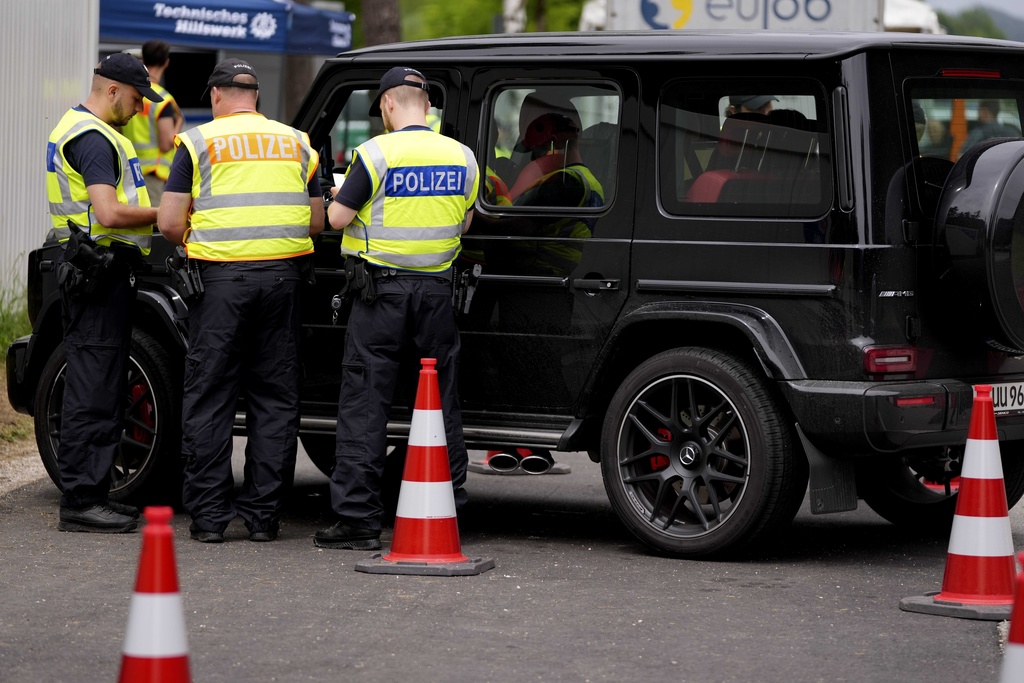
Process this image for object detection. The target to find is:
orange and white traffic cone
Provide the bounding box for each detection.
[118,506,191,682]
[1001,552,1024,682]
[900,384,1016,620]
[356,358,494,576]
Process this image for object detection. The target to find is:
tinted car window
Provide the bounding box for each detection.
[659,80,831,220]
[328,88,444,168]
[912,91,1022,163]
[482,84,620,213]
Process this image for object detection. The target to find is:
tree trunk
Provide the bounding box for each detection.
[362,0,402,46]
[283,55,318,124]
[282,0,322,124]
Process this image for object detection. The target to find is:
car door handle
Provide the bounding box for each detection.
[572,278,620,291]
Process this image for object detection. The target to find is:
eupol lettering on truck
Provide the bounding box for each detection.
[604,0,884,31]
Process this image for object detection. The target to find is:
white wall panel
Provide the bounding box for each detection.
[2,0,98,295]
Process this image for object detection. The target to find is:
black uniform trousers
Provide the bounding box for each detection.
[329,272,468,531]
[56,257,135,508]
[181,260,302,534]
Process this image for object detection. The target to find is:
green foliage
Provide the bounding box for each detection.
[530,0,585,32]
[401,0,503,41]
[0,418,32,443]
[937,8,1006,39]
[345,0,586,46]
[0,282,31,354]
[0,277,32,444]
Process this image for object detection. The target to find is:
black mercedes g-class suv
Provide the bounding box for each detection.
[11,31,1024,557]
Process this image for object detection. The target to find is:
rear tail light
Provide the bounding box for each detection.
[863,345,917,376]
[894,396,935,407]
[938,68,1002,78]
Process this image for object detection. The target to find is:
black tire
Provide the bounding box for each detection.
[299,433,406,516]
[855,441,1024,528]
[300,433,338,477]
[34,330,183,505]
[600,347,808,558]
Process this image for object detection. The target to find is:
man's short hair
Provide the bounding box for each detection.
[980,99,1001,117]
[141,40,171,68]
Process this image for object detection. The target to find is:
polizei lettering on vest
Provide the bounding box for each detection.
[207,134,300,163]
[385,165,466,197]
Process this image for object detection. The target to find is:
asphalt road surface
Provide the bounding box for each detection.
[0,446,1019,682]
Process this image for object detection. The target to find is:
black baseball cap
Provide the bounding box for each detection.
[206,58,260,94]
[513,113,580,153]
[94,53,163,103]
[368,66,431,117]
[729,95,778,110]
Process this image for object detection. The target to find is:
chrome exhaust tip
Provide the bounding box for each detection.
[519,450,554,475]
[486,451,522,473]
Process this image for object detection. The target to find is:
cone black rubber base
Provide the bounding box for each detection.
[899,591,1012,621]
[355,553,495,576]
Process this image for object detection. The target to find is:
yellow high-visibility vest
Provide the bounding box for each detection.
[341,129,479,272]
[507,164,605,276]
[176,112,318,262]
[46,108,153,255]
[121,83,178,181]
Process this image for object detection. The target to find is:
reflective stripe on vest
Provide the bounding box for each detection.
[341,130,479,272]
[122,84,177,180]
[179,113,317,262]
[506,164,604,276]
[45,108,152,254]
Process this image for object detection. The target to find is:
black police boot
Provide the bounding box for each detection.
[105,500,141,519]
[189,522,225,543]
[313,521,381,550]
[249,522,280,543]
[58,504,139,533]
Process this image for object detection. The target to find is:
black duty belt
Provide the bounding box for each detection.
[370,267,453,283]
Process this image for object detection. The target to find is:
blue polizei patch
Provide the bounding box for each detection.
[129,158,146,188]
[385,165,466,197]
[46,142,57,173]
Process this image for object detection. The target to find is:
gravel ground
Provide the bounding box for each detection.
[0,440,44,496]
[0,373,45,496]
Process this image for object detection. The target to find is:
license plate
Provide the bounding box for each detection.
[989,382,1024,415]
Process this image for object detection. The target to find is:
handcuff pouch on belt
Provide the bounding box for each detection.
[452,263,483,315]
[331,257,376,324]
[58,220,115,298]
[165,245,205,305]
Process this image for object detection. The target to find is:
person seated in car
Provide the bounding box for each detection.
[726,95,778,117]
[502,111,604,277]
[963,99,1022,152]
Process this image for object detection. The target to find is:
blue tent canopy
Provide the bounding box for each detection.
[100,0,354,54]
[288,2,353,53]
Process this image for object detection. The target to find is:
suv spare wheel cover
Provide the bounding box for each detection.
[938,139,1024,352]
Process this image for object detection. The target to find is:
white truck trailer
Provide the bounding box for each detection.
[581,0,940,33]
[605,0,883,31]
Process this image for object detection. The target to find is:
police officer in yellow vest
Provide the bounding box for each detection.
[121,40,183,205]
[45,53,162,533]
[158,58,324,543]
[314,67,479,550]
